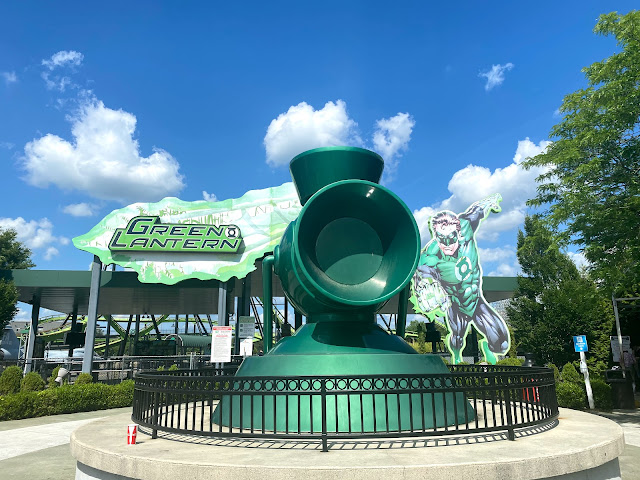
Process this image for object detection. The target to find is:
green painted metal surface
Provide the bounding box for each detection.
[216,147,475,431]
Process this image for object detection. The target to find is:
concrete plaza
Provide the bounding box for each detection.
[1,405,639,479]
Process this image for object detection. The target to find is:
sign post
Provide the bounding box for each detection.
[573,335,594,409]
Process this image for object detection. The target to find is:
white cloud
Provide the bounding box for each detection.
[568,251,589,270]
[413,206,438,245]
[42,50,84,70]
[44,247,59,260]
[40,51,84,92]
[202,191,217,202]
[2,71,17,85]
[488,262,519,277]
[63,203,96,217]
[0,217,68,259]
[479,246,516,263]
[413,138,551,244]
[41,72,72,92]
[479,63,514,91]
[0,141,14,149]
[22,98,185,203]
[264,100,361,167]
[372,112,415,182]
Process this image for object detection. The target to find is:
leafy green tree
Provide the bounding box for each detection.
[0,228,35,332]
[525,11,640,294]
[506,216,612,367]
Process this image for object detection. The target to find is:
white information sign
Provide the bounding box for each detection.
[240,338,253,357]
[610,335,632,363]
[211,326,232,363]
[238,316,256,339]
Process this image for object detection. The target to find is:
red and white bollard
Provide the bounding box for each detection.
[127,424,138,445]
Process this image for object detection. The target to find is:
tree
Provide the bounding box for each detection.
[0,228,35,331]
[525,11,640,294]
[506,216,612,367]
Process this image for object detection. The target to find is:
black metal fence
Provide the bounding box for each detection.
[132,365,558,451]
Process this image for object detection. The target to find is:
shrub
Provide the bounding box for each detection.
[561,363,582,383]
[74,373,93,385]
[496,357,524,366]
[545,363,560,382]
[20,372,45,392]
[588,361,608,381]
[157,365,165,371]
[0,366,23,395]
[590,379,613,410]
[0,380,135,421]
[556,381,586,409]
[168,364,179,371]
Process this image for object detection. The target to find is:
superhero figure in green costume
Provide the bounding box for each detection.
[410,193,510,364]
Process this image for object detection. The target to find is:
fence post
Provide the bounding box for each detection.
[321,379,328,452]
[152,390,159,439]
[503,377,515,441]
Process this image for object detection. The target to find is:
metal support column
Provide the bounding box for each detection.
[262,256,274,353]
[294,311,303,331]
[68,303,78,357]
[82,255,102,374]
[24,293,41,375]
[133,314,141,356]
[218,281,227,330]
[105,315,111,359]
[235,274,251,354]
[396,284,409,339]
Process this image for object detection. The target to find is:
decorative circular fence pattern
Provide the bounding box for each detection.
[132,365,558,451]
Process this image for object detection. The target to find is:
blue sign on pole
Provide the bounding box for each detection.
[573,335,588,352]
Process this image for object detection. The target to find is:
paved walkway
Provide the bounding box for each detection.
[1,406,640,479]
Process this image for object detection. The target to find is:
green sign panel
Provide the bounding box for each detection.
[73,182,302,284]
[109,216,242,253]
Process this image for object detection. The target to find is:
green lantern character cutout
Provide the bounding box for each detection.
[410,193,510,365]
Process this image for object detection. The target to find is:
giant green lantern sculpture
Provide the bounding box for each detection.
[214,146,473,431]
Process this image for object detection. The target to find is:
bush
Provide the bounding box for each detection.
[168,364,178,371]
[21,372,45,392]
[561,363,582,383]
[74,373,93,385]
[545,363,560,382]
[590,379,613,410]
[496,357,524,366]
[556,381,586,409]
[0,380,135,421]
[0,366,23,395]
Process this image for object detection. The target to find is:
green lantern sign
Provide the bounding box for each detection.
[73,183,301,284]
[109,216,242,253]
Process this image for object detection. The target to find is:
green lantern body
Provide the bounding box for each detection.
[214,147,475,432]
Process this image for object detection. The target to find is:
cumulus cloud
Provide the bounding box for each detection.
[479,63,514,91]
[264,100,415,178]
[0,217,68,259]
[488,262,519,277]
[41,50,84,92]
[372,112,415,182]
[2,71,17,85]
[63,203,96,217]
[568,251,589,270]
[42,50,84,70]
[264,100,361,167]
[202,191,217,202]
[413,138,551,244]
[22,98,185,203]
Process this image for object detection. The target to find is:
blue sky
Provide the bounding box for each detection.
[0,2,636,318]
